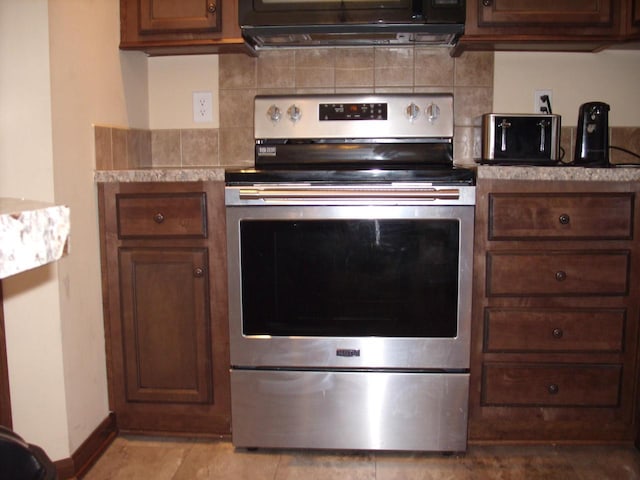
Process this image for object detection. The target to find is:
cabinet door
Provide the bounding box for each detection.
[119,0,244,55]
[119,248,212,405]
[139,0,219,34]
[454,0,621,55]
[477,0,614,27]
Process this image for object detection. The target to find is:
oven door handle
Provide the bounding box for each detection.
[239,187,460,200]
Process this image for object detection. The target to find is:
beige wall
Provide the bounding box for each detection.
[493,50,640,126]
[0,0,70,460]
[1,0,141,460]
[149,55,219,129]
[47,0,128,458]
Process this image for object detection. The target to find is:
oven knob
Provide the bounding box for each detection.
[267,105,281,123]
[425,103,440,122]
[405,103,420,122]
[287,104,302,123]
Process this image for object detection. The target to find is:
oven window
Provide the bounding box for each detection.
[240,219,459,337]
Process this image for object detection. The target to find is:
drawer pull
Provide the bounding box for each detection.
[558,213,570,225]
[153,213,165,224]
[207,2,216,14]
[482,0,491,6]
[193,267,205,278]
[552,328,564,339]
[548,383,560,395]
[555,270,567,281]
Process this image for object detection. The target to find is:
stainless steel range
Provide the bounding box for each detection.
[225,94,475,452]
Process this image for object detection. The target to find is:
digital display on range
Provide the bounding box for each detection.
[319,103,387,121]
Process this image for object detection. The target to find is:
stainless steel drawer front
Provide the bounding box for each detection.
[231,369,469,452]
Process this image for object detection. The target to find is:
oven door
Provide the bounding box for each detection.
[226,196,474,371]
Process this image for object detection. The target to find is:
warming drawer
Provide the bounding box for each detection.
[231,369,469,452]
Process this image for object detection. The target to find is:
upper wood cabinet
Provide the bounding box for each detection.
[120,0,247,55]
[475,0,616,29]
[452,0,623,56]
[138,0,220,35]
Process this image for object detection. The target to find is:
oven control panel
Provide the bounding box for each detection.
[255,94,453,140]
[319,103,388,121]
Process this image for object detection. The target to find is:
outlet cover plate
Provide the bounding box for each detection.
[193,91,213,123]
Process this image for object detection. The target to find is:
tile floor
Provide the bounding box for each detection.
[82,436,640,480]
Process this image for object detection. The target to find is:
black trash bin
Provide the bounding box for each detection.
[0,426,58,480]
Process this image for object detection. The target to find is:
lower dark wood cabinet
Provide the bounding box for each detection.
[98,181,230,435]
[470,178,640,444]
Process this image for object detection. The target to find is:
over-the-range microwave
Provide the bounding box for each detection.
[238,0,466,50]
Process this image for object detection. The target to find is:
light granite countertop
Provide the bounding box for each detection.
[0,198,70,279]
[94,167,227,183]
[94,165,640,184]
[477,165,640,182]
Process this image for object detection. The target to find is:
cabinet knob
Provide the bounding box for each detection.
[552,328,564,339]
[555,270,567,281]
[207,2,216,14]
[193,267,205,278]
[482,0,492,6]
[559,213,570,225]
[548,383,560,395]
[153,213,165,224]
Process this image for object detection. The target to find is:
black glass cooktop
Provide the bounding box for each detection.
[225,166,476,186]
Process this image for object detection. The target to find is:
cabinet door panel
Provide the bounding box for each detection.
[139,0,219,34]
[479,0,613,26]
[119,248,212,404]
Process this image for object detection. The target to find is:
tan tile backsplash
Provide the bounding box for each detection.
[94,127,218,169]
[94,48,640,170]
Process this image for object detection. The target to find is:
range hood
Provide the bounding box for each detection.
[242,23,465,50]
[239,0,466,51]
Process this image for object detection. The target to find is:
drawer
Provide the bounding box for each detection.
[484,308,625,353]
[487,251,629,296]
[489,193,633,240]
[482,363,622,407]
[116,193,207,238]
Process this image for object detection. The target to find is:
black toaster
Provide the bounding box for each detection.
[478,113,562,165]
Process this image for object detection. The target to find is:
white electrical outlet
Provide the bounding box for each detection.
[193,91,213,123]
[534,89,553,114]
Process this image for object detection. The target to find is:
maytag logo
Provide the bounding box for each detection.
[257,145,277,157]
[336,348,360,357]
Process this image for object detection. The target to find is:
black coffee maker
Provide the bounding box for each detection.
[574,101,610,166]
